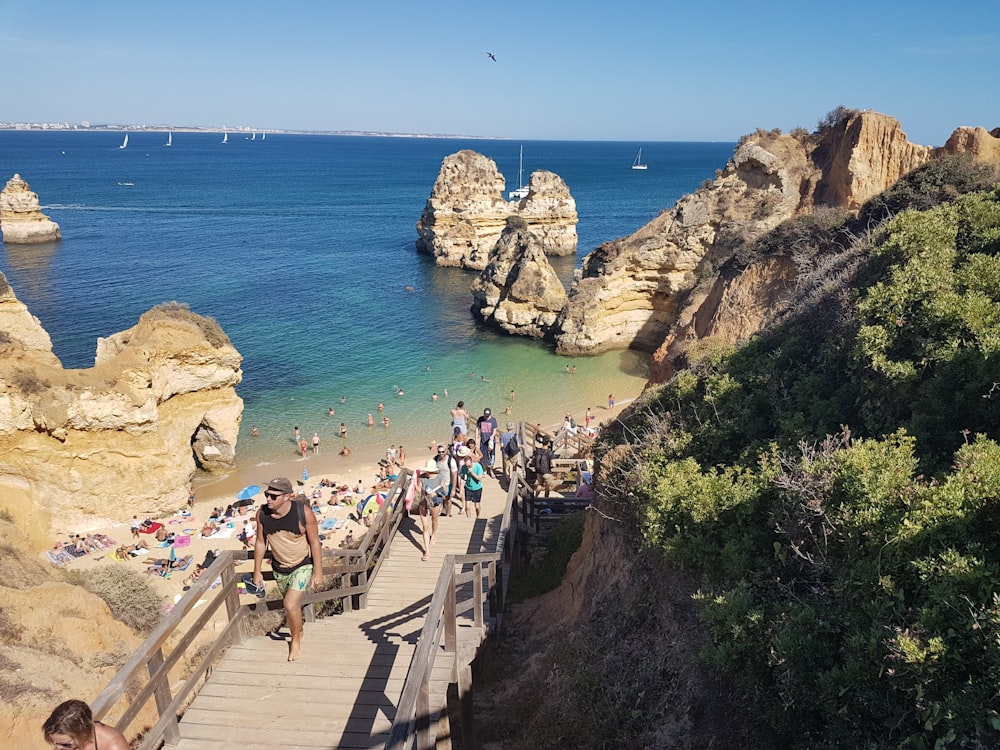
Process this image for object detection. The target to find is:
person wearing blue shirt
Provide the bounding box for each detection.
[458,445,485,518]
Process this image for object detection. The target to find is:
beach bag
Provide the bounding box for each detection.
[504,434,519,458]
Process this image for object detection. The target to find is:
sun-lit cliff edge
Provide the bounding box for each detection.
[0,277,243,543]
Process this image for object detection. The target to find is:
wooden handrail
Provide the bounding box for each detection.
[91,471,411,747]
[92,419,589,750]
[386,462,529,750]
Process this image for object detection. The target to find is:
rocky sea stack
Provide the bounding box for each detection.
[470,216,568,339]
[415,149,578,270]
[0,173,61,244]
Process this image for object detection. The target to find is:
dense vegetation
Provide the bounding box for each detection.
[596,157,1000,749]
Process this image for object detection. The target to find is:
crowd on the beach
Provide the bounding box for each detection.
[39,384,613,674]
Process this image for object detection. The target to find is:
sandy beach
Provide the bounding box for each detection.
[48,390,638,608]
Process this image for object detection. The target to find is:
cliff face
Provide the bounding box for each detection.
[0,173,61,244]
[936,125,1000,161]
[813,113,932,209]
[415,150,578,270]
[470,222,568,339]
[0,278,243,542]
[554,111,934,356]
[649,256,798,383]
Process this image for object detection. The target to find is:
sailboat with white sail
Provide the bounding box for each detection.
[508,145,530,201]
[631,147,647,170]
[119,132,128,149]
[165,132,172,147]
[221,131,228,144]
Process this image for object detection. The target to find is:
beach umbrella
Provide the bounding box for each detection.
[236,485,260,501]
[235,484,260,507]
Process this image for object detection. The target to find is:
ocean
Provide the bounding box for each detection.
[0,131,734,469]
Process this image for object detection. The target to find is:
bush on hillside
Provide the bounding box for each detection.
[590,184,1000,748]
[75,565,163,635]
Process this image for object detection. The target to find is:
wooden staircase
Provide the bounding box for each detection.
[170,498,506,749]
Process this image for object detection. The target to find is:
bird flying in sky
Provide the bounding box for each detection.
[486,52,497,62]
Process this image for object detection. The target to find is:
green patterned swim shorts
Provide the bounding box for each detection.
[273,564,313,596]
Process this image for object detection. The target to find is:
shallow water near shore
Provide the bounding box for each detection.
[0,131,732,477]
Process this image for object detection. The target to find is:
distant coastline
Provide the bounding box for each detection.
[0,122,501,140]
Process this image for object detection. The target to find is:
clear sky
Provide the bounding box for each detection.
[1,0,996,145]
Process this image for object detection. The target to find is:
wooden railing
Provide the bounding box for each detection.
[90,472,410,749]
[385,463,527,750]
[92,420,591,750]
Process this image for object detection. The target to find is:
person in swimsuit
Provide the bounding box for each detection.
[253,477,324,662]
[416,459,445,561]
[43,699,129,750]
[450,400,469,438]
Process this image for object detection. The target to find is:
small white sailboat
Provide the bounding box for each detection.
[508,145,530,201]
[261,132,266,141]
[221,131,228,144]
[165,131,172,147]
[631,147,647,170]
[119,132,128,149]
[251,131,256,141]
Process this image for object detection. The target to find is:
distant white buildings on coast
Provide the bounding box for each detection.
[0,121,496,139]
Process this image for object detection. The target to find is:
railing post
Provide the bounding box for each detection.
[220,555,243,645]
[473,561,484,633]
[445,566,457,654]
[416,677,432,750]
[148,649,180,746]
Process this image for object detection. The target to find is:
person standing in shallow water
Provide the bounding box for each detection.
[43,699,129,750]
[451,400,469,438]
[253,477,324,661]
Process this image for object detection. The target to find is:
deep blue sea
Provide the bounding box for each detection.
[0,131,734,468]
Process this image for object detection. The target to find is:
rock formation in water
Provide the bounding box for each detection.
[471,218,569,339]
[512,170,578,257]
[553,110,937,355]
[0,173,62,244]
[415,150,578,270]
[0,278,243,541]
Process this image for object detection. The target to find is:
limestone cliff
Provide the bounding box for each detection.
[554,110,934,355]
[0,173,61,244]
[415,150,578,270]
[649,256,798,383]
[470,219,568,339]
[936,126,1000,161]
[512,170,578,257]
[0,281,243,542]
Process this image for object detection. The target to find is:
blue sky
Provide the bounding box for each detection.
[1,0,995,144]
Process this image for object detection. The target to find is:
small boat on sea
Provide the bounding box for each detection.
[119,133,128,150]
[165,132,172,147]
[631,147,647,170]
[508,145,530,201]
[117,182,134,186]
[221,131,228,144]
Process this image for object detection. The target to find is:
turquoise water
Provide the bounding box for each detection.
[0,132,734,466]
